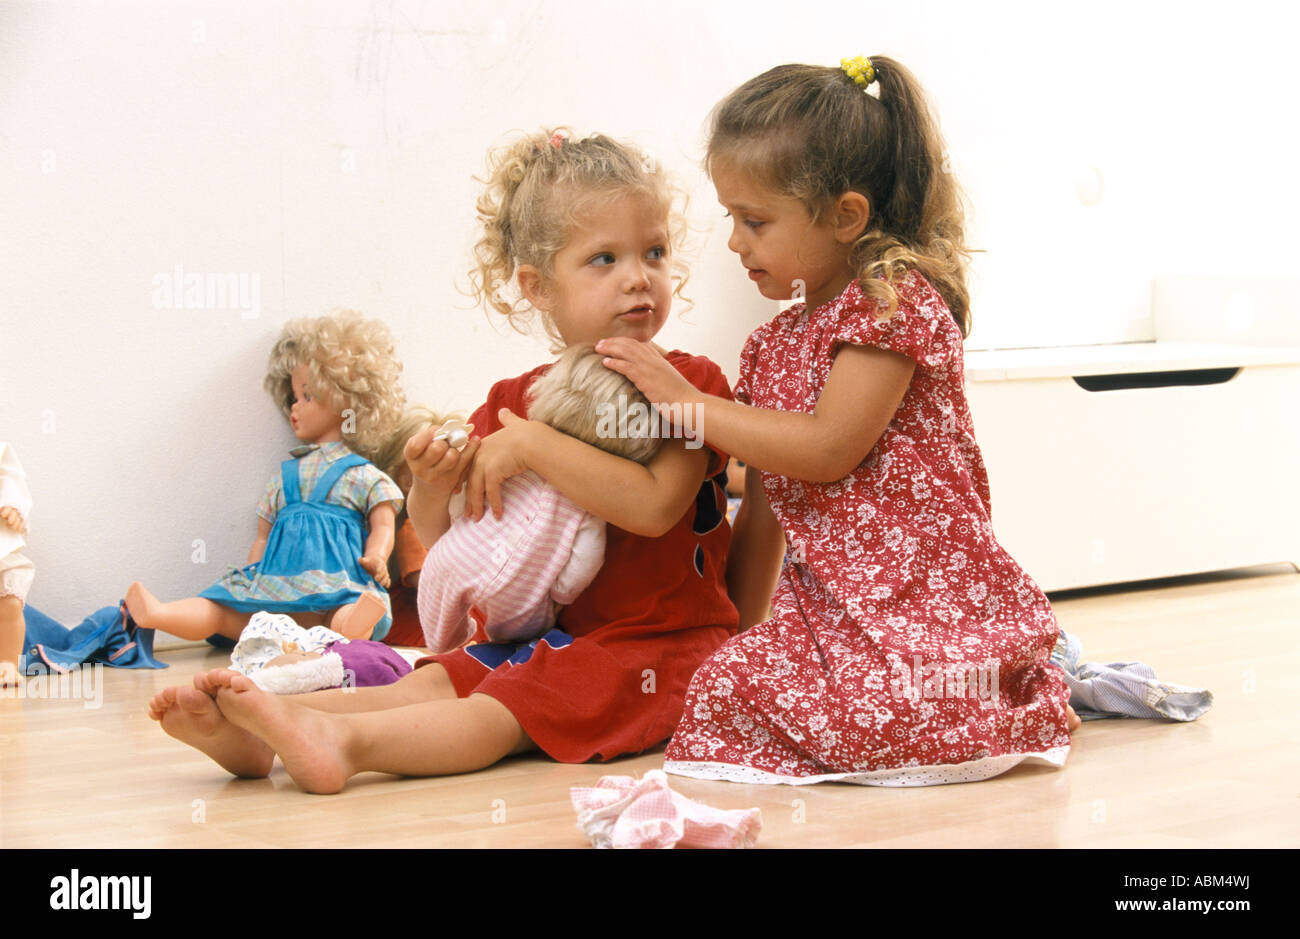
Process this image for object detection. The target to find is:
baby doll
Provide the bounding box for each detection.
[125,310,407,643]
[418,344,662,652]
[1,442,35,686]
[226,611,412,694]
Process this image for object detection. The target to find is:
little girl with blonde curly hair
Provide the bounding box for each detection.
[148,129,738,792]
[127,310,406,643]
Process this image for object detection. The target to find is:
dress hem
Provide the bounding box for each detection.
[662,745,1070,788]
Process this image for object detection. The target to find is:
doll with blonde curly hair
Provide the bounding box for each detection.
[126,311,407,643]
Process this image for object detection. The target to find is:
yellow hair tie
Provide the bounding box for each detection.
[840,56,876,88]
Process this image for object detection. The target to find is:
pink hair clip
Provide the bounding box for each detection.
[549,132,565,149]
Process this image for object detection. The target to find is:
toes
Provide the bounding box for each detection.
[176,685,214,715]
[147,686,178,721]
[192,670,218,696]
[194,668,239,695]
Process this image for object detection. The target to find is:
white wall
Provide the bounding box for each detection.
[2,0,1297,623]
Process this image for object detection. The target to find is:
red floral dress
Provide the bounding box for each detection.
[663,273,1072,785]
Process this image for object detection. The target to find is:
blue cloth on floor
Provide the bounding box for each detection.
[1050,630,1211,721]
[20,602,168,674]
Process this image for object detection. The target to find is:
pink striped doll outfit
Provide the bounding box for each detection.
[418,470,606,652]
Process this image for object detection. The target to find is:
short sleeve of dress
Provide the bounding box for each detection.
[733,329,764,406]
[256,473,282,524]
[664,351,734,478]
[831,272,956,370]
[363,470,405,517]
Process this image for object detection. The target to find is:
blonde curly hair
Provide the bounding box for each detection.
[526,344,662,465]
[469,128,690,349]
[264,310,406,462]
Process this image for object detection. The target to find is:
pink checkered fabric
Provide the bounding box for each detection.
[570,770,762,849]
[418,471,601,652]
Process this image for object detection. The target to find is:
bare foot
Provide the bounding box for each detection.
[1067,704,1081,733]
[216,674,353,794]
[124,581,161,629]
[148,683,274,778]
[0,660,21,688]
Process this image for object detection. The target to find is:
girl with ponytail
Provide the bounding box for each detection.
[600,57,1078,786]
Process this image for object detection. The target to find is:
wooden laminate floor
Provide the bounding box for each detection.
[3,566,1298,849]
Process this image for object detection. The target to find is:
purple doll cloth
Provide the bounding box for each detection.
[326,639,412,687]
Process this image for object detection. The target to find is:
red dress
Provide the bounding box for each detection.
[417,351,739,763]
[664,274,1072,785]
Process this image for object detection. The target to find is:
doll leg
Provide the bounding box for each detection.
[1,594,24,687]
[328,592,387,640]
[125,582,249,640]
[282,594,385,639]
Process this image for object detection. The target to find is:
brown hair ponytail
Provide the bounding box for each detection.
[707,57,973,336]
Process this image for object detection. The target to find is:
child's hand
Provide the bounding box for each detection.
[595,338,699,409]
[463,409,534,521]
[358,555,391,588]
[404,424,479,494]
[0,506,26,533]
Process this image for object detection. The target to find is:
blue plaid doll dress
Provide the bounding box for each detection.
[200,442,403,641]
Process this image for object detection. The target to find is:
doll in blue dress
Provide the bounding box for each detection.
[125,311,407,642]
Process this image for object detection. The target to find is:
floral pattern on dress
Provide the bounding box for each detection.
[664,272,1071,786]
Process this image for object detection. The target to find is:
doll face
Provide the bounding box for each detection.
[288,365,344,444]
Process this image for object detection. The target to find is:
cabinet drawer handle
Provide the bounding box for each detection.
[1072,367,1241,391]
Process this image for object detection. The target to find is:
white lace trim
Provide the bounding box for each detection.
[663,746,1070,788]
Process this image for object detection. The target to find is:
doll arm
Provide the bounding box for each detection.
[0,445,34,525]
[726,464,786,632]
[247,518,273,564]
[359,502,398,588]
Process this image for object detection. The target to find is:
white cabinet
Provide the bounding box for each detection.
[965,341,1300,591]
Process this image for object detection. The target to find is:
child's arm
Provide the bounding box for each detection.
[247,518,272,564]
[727,464,786,631]
[597,339,914,484]
[403,425,481,548]
[359,502,398,588]
[464,409,709,538]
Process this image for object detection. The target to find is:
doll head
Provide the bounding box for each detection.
[370,404,463,493]
[264,311,406,462]
[526,344,662,465]
[470,128,690,350]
